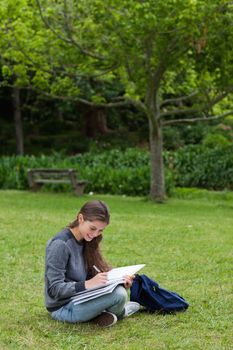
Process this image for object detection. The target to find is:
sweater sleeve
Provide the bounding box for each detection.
[46,240,86,300]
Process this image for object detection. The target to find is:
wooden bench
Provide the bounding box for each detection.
[27,168,87,195]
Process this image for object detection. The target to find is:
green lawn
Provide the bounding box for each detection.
[0,190,232,350]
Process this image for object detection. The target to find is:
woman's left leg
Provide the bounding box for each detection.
[51,285,128,323]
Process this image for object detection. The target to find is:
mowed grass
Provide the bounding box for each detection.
[0,190,232,350]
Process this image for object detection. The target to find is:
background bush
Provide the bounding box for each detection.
[172,145,233,190]
[0,145,232,196]
[0,149,152,196]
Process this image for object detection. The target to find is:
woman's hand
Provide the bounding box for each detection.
[85,272,108,289]
[124,275,134,289]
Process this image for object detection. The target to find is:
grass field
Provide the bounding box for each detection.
[0,190,232,350]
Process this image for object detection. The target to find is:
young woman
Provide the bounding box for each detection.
[45,200,140,327]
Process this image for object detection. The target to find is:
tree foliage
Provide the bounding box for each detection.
[1,0,233,200]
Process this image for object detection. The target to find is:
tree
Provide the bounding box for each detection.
[0,0,39,155]
[1,0,233,200]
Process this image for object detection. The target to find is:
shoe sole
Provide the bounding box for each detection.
[91,312,117,327]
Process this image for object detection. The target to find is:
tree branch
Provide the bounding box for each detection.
[162,110,233,125]
[161,91,198,107]
[160,107,200,118]
[5,83,137,109]
[161,88,233,118]
[152,48,169,91]
[35,0,107,61]
[88,63,120,78]
[1,29,118,82]
[151,35,188,94]
[205,88,233,110]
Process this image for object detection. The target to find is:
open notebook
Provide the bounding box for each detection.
[72,264,145,305]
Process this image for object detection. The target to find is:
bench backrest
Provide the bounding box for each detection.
[28,168,77,178]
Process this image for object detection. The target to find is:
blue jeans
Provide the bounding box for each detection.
[51,285,128,323]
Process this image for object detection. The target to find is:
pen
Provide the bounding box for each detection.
[93,265,101,273]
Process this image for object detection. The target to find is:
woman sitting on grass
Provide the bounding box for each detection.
[44,199,140,327]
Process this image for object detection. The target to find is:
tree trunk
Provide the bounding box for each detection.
[13,87,24,155]
[84,107,109,137]
[148,117,165,201]
[58,108,64,122]
[146,87,166,202]
[96,108,109,133]
[84,108,96,137]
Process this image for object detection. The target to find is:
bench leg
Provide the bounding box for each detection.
[73,184,86,196]
[27,171,42,191]
[31,183,43,192]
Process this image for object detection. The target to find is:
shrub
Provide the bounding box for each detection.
[0,145,232,196]
[202,133,231,148]
[172,145,233,190]
[0,149,173,196]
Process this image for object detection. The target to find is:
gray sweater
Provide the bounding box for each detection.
[44,228,87,312]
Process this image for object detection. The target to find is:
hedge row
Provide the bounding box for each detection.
[0,149,152,196]
[173,145,233,190]
[0,146,232,196]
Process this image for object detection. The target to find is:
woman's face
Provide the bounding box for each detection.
[77,214,108,242]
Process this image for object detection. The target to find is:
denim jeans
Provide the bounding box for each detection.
[51,285,128,323]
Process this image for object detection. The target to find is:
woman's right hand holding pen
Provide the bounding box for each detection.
[85,272,108,289]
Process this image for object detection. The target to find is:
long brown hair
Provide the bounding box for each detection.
[68,200,111,277]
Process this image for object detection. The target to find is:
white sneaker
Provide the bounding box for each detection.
[124,302,140,317]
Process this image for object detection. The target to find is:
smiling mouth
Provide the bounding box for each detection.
[87,234,94,240]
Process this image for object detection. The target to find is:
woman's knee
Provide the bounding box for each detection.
[112,285,128,304]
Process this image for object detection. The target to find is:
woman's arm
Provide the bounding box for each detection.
[46,240,85,300]
[85,273,108,289]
